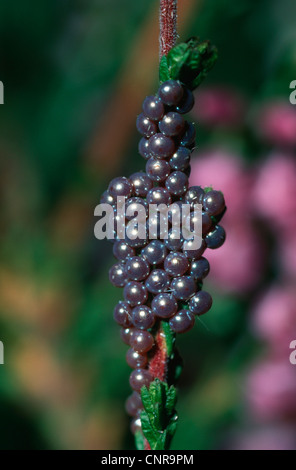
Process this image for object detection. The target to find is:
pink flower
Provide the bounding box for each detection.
[252,152,296,231]
[246,357,296,421]
[205,221,263,293]
[190,149,252,218]
[252,286,296,354]
[190,150,262,293]
[231,425,296,450]
[193,87,245,128]
[256,102,296,147]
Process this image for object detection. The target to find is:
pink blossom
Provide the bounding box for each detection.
[252,286,296,354]
[193,87,245,128]
[256,101,296,147]
[252,152,296,231]
[190,150,262,293]
[190,149,252,218]
[205,220,263,293]
[246,358,296,421]
[231,425,296,450]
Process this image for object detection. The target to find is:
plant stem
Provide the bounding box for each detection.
[148,323,168,382]
[159,0,178,58]
[148,0,179,395]
[153,0,178,393]
[141,323,169,450]
[139,1,179,451]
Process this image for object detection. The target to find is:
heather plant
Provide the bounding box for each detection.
[100,0,227,450]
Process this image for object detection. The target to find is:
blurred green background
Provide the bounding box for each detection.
[0,0,296,450]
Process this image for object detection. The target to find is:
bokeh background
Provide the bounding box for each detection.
[0,0,296,450]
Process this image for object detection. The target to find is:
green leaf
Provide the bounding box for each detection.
[167,414,178,437]
[155,430,167,450]
[161,320,175,357]
[140,409,158,443]
[166,348,183,385]
[149,378,163,405]
[165,386,177,415]
[166,43,190,79]
[204,186,213,193]
[139,379,178,450]
[154,403,163,429]
[165,415,178,448]
[141,386,154,417]
[159,55,170,82]
[159,37,218,90]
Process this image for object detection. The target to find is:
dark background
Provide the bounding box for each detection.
[0,0,295,450]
